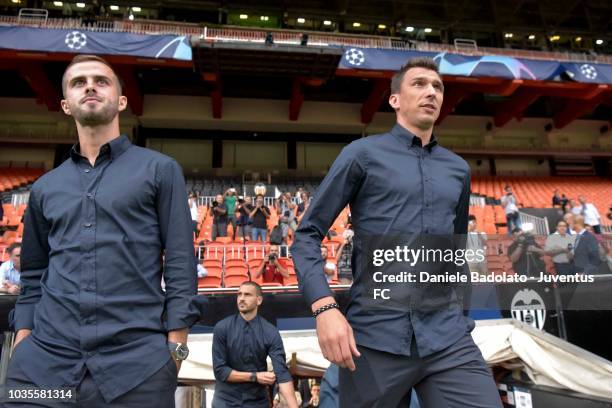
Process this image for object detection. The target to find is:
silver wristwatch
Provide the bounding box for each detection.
[168,342,189,361]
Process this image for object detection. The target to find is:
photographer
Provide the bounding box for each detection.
[277,192,297,232]
[508,228,546,277]
[209,193,228,241]
[255,245,290,285]
[336,226,354,284]
[236,196,254,239]
[250,195,271,242]
[501,185,521,235]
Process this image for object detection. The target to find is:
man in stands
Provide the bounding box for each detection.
[501,185,521,235]
[7,55,198,407]
[211,193,229,240]
[572,215,603,275]
[236,196,254,239]
[255,245,290,285]
[320,245,337,283]
[212,281,298,408]
[296,191,311,222]
[563,212,577,235]
[544,220,575,276]
[292,58,502,407]
[0,243,21,294]
[467,215,488,277]
[577,195,602,234]
[250,194,271,242]
[225,188,238,240]
[508,228,546,276]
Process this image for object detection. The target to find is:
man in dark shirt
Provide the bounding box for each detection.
[250,195,271,242]
[212,281,298,407]
[211,193,228,241]
[237,196,254,239]
[291,58,501,407]
[6,55,198,407]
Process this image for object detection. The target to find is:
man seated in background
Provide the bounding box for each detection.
[255,245,290,285]
[0,243,21,295]
[544,220,575,276]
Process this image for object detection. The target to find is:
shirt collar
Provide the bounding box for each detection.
[237,313,258,327]
[70,134,132,163]
[390,123,438,152]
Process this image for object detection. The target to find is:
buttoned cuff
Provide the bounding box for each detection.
[13,304,35,331]
[166,298,201,331]
[301,274,334,306]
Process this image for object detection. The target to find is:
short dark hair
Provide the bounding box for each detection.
[7,243,21,255]
[62,54,123,97]
[512,227,523,234]
[240,281,262,296]
[390,57,440,94]
[468,214,477,222]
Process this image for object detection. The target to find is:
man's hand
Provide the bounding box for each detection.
[256,372,276,385]
[13,329,31,351]
[313,297,360,371]
[7,285,20,295]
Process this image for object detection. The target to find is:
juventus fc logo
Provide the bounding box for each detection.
[510,289,546,330]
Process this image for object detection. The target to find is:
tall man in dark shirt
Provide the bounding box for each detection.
[291,58,501,407]
[6,55,199,407]
[212,281,298,408]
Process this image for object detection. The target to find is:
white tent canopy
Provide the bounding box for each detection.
[179,319,612,400]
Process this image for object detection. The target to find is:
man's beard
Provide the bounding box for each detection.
[72,101,118,126]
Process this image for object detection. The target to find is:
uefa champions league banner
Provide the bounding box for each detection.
[0,26,192,61]
[340,47,612,84]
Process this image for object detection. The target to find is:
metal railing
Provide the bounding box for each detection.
[519,211,550,235]
[10,192,29,207]
[1,14,610,64]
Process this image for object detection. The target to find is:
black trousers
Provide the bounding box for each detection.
[3,357,177,408]
[339,331,502,408]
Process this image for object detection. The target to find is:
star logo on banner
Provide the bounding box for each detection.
[579,64,597,80]
[345,48,365,66]
[65,31,88,50]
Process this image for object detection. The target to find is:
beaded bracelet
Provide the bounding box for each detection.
[312,302,340,318]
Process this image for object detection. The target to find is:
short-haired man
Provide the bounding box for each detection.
[0,243,21,295]
[250,195,271,242]
[211,193,228,241]
[255,245,289,285]
[577,195,602,234]
[572,215,602,275]
[212,281,298,408]
[544,220,575,276]
[7,55,198,407]
[467,215,488,277]
[292,58,502,407]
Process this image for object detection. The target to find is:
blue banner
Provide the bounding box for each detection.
[340,47,612,84]
[0,26,192,60]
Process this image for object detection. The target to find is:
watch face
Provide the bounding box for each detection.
[176,344,189,360]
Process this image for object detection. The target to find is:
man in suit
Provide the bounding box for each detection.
[572,215,602,275]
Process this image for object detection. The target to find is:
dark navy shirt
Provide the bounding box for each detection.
[212,314,292,407]
[291,123,473,357]
[12,135,199,402]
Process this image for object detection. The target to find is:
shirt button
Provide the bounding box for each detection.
[84,223,92,228]
[84,169,90,173]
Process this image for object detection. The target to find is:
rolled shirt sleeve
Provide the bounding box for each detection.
[291,142,365,305]
[14,185,50,331]
[156,159,199,330]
